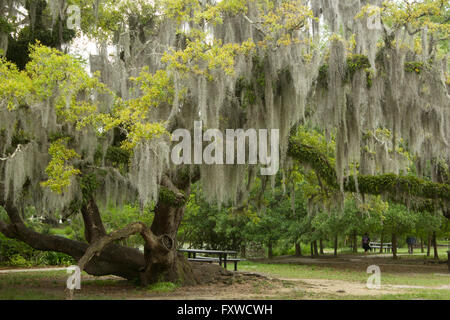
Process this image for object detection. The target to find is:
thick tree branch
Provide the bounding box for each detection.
[78,222,172,273]
[81,197,107,243]
[287,137,450,203]
[0,199,145,279]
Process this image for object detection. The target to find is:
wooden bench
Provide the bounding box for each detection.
[188,255,246,271]
[369,242,392,253]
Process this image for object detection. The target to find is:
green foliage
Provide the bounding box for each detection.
[382,203,418,236]
[105,146,131,166]
[146,281,179,293]
[288,133,450,202]
[317,64,329,89]
[41,138,81,194]
[5,0,75,70]
[158,187,186,207]
[346,54,371,82]
[7,254,33,268]
[0,16,14,34]
[235,77,257,109]
[0,232,74,267]
[404,61,425,74]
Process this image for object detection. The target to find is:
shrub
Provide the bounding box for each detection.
[8,254,33,268]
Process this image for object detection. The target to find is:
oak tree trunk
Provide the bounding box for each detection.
[334,235,338,256]
[420,237,424,253]
[313,240,319,256]
[268,241,273,259]
[352,232,358,253]
[295,242,302,256]
[432,231,439,261]
[392,233,397,259]
[380,234,384,253]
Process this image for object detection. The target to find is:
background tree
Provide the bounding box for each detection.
[0,0,448,286]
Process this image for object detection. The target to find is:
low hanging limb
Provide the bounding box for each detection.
[77,222,173,273]
[287,137,450,203]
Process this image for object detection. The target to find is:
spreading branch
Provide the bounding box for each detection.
[287,137,450,204]
[77,222,172,273]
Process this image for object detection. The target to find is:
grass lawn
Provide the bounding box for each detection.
[0,253,449,300]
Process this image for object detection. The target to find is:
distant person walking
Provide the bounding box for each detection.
[362,234,371,253]
[406,236,416,254]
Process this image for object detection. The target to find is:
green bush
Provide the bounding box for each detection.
[0,233,75,267]
[8,254,33,268]
[37,251,75,266]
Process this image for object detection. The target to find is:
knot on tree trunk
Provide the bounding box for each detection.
[161,234,174,250]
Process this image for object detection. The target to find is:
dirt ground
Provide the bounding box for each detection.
[255,253,450,274]
[0,254,448,299]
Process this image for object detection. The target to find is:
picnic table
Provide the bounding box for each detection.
[178,249,245,271]
[369,242,392,253]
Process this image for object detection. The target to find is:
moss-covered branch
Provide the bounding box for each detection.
[287,137,450,202]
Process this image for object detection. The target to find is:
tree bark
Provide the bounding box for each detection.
[295,242,302,256]
[380,233,384,253]
[427,234,431,257]
[319,239,324,255]
[139,175,196,286]
[432,231,439,260]
[0,172,199,286]
[420,237,424,253]
[313,240,319,256]
[392,233,397,259]
[0,200,145,280]
[268,241,273,259]
[81,198,107,243]
[352,232,358,253]
[334,235,338,256]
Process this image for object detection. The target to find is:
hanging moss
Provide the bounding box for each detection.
[288,137,450,202]
[5,0,76,70]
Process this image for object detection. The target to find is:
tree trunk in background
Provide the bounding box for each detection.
[427,235,431,257]
[313,240,319,256]
[352,232,358,253]
[392,233,397,259]
[268,241,273,259]
[241,245,246,258]
[310,242,314,258]
[420,238,424,253]
[380,234,384,253]
[295,242,302,256]
[432,231,439,260]
[319,239,324,255]
[334,235,338,256]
